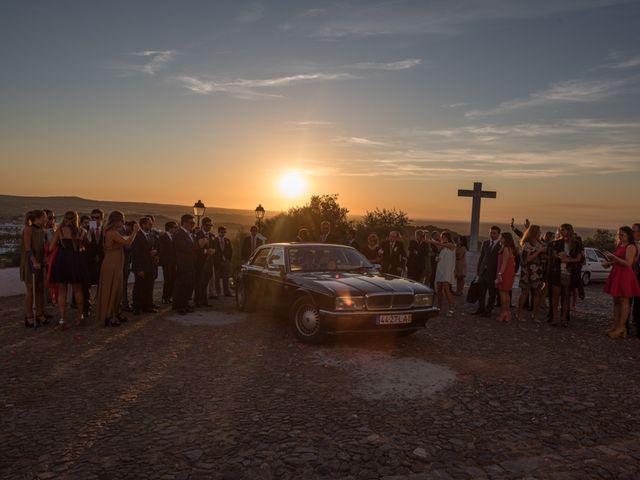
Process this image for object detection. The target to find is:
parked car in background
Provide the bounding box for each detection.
[582,247,612,285]
[236,243,439,344]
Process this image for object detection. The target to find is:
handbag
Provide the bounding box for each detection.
[466,278,481,303]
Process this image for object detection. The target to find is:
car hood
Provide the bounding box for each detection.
[289,271,432,297]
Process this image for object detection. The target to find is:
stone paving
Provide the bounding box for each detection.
[1,283,640,479]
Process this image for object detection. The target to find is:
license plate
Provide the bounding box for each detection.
[376,314,412,325]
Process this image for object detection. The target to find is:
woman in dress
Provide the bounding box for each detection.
[548,224,583,327]
[20,210,46,328]
[517,225,546,321]
[428,231,441,289]
[496,232,517,322]
[362,233,382,266]
[427,231,456,317]
[49,211,88,328]
[602,226,640,338]
[96,211,140,327]
[454,236,468,296]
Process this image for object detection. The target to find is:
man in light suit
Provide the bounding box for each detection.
[213,225,233,297]
[474,225,502,317]
[241,225,264,262]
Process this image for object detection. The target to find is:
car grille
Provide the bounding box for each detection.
[366,294,414,310]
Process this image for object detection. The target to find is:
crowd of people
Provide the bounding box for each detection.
[18,208,640,339]
[18,208,255,328]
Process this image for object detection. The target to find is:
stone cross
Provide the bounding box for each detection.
[457,182,497,252]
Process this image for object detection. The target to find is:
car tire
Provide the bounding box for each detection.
[396,328,418,337]
[236,280,255,312]
[290,296,326,344]
[582,272,590,287]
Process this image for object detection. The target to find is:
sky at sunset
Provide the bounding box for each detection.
[1,0,639,228]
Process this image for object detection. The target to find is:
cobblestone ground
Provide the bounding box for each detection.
[1,283,640,479]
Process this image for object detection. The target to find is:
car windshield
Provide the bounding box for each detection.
[288,246,374,272]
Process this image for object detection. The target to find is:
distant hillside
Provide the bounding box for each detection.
[0,195,257,232]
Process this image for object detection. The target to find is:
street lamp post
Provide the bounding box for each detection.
[193,200,206,227]
[254,204,265,230]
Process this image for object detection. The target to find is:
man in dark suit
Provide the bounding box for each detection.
[213,225,233,297]
[81,208,105,315]
[345,228,360,252]
[173,214,197,314]
[241,225,264,262]
[131,217,159,314]
[159,221,178,305]
[475,225,502,317]
[193,217,216,306]
[630,223,640,337]
[379,231,407,276]
[407,230,428,282]
[318,221,338,243]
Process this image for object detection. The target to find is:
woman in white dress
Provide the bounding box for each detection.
[428,231,457,317]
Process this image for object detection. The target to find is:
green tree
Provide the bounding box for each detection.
[583,229,616,251]
[261,194,350,243]
[358,207,411,238]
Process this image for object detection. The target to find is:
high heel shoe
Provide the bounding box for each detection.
[504,311,512,322]
[116,313,128,323]
[104,317,121,327]
[607,329,627,339]
[24,316,36,329]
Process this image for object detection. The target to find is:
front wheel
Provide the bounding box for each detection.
[236,280,255,312]
[582,272,590,287]
[290,296,326,344]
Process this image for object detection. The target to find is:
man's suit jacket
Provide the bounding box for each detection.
[380,240,407,275]
[407,240,428,274]
[346,239,360,252]
[477,239,501,281]
[158,233,176,269]
[174,228,197,273]
[318,233,338,244]
[213,236,233,266]
[131,231,156,277]
[241,235,264,262]
[194,230,216,269]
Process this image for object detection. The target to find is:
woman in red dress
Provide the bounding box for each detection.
[495,232,517,322]
[603,226,640,338]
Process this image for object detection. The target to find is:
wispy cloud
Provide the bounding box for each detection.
[237,3,264,24]
[333,136,389,146]
[128,50,177,76]
[177,72,356,99]
[465,77,633,117]
[350,58,422,70]
[284,1,628,38]
[605,55,640,69]
[286,120,333,126]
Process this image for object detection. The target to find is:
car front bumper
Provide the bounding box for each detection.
[318,307,439,333]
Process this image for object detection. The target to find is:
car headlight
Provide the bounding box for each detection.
[335,296,365,311]
[413,293,434,307]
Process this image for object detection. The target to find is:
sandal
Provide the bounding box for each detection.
[24,316,37,329]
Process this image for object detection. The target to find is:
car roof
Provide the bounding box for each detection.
[259,243,351,248]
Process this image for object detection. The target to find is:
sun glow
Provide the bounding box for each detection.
[278,171,307,199]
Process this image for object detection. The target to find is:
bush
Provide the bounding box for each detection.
[583,229,616,252]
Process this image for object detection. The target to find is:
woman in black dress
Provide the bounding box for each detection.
[50,211,88,328]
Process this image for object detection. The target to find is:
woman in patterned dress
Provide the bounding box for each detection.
[517,225,546,322]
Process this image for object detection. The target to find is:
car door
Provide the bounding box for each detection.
[264,246,286,309]
[244,246,271,306]
[594,249,612,281]
[583,248,599,281]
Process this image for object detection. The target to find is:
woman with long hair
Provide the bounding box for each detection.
[602,226,640,338]
[427,231,456,317]
[96,211,140,327]
[495,232,518,322]
[49,211,88,328]
[548,224,583,327]
[454,236,468,296]
[20,210,47,328]
[517,225,546,321]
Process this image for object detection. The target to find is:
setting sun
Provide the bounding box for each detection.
[278,171,307,199]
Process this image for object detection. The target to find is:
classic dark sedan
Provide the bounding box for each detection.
[236,243,439,343]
